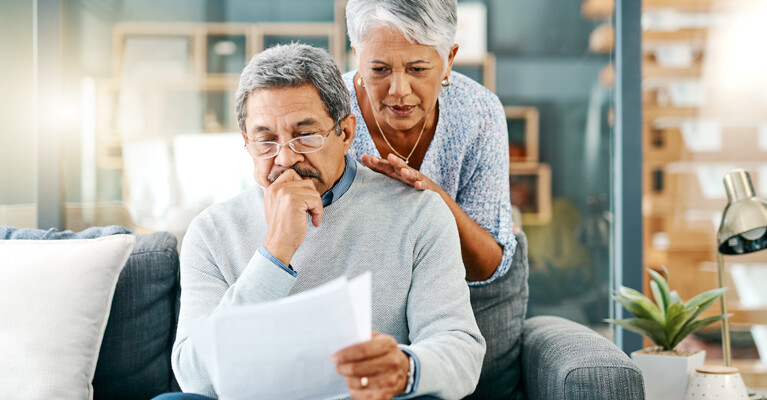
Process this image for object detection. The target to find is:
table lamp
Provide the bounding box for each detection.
[716,169,767,367]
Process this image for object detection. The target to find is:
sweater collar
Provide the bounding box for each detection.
[321,153,356,207]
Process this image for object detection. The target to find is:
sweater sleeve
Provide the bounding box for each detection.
[171,212,297,396]
[399,192,487,399]
[456,94,517,286]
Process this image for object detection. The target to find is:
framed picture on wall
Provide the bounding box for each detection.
[505,106,539,163]
[509,163,552,225]
[114,23,200,80]
[453,53,496,92]
[204,24,251,75]
[253,23,344,68]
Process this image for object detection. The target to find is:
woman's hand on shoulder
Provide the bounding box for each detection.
[360,153,439,192]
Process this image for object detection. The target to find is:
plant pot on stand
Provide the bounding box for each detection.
[631,348,705,400]
[608,268,729,400]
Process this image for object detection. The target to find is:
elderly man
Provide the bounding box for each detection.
[166,43,484,400]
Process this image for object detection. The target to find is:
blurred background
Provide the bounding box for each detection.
[2,0,766,385]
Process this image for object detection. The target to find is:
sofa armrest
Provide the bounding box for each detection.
[522,315,644,400]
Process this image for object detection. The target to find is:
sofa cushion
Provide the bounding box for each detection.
[0,226,181,400]
[0,235,135,400]
[93,231,181,399]
[466,231,529,400]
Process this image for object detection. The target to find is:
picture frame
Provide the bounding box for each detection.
[114,23,199,81]
[203,24,251,76]
[505,106,540,163]
[455,2,488,63]
[253,23,344,69]
[509,163,552,226]
[452,53,496,93]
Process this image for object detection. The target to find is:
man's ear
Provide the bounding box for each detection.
[342,114,357,155]
[351,46,357,57]
[241,131,247,144]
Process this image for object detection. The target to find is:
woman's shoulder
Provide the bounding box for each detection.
[440,72,504,128]
[342,70,357,92]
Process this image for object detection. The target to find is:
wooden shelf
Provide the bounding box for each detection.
[643,0,762,11]
[643,28,708,43]
[643,58,703,79]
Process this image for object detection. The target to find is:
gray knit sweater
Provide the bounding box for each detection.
[172,163,486,399]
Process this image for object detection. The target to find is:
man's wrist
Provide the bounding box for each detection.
[262,237,294,267]
[402,352,415,394]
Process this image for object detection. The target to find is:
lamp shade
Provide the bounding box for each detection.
[717,169,767,255]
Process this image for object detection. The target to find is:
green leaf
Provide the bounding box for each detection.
[612,295,655,321]
[666,305,697,340]
[664,302,685,327]
[686,287,727,312]
[607,318,670,350]
[618,286,665,325]
[669,314,731,349]
[670,290,682,305]
[648,269,672,312]
[650,281,666,319]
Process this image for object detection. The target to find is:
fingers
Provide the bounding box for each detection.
[334,334,398,364]
[360,154,396,176]
[335,335,409,400]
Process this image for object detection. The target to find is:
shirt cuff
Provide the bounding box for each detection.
[257,246,297,277]
[394,346,420,399]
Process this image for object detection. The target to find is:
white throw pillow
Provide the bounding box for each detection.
[0,235,136,400]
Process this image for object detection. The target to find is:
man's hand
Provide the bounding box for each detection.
[333,332,410,400]
[262,169,323,266]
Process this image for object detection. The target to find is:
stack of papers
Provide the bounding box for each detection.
[191,273,372,400]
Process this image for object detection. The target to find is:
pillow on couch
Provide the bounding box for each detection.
[0,235,135,400]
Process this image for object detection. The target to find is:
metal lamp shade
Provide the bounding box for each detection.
[717,170,767,255]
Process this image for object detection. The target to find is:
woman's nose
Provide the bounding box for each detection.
[388,72,412,98]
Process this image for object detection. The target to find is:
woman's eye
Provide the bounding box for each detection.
[410,67,426,73]
[372,67,388,73]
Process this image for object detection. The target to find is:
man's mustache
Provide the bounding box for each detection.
[267,166,321,182]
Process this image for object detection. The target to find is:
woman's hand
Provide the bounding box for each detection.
[360,153,438,192]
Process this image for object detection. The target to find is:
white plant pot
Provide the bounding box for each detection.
[631,349,705,400]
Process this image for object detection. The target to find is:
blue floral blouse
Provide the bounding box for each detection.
[343,71,516,286]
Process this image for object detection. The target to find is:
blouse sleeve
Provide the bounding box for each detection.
[454,94,517,286]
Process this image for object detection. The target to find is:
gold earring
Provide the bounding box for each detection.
[357,75,366,88]
[441,76,451,87]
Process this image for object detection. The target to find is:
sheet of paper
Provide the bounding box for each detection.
[191,272,372,400]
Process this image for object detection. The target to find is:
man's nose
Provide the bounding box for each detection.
[388,72,412,98]
[273,143,303,166]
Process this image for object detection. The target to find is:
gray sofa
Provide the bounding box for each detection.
[1,226,644,399]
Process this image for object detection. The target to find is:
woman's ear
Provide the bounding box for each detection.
[445,44,459,76]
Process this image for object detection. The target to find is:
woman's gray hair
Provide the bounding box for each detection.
[235,43,350,134]
[346,0,457,63]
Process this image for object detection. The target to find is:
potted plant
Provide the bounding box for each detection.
[607,268,729,400]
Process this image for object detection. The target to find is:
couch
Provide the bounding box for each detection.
[1,226,644,399]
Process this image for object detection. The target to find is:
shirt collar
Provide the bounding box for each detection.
[321,153,357,207]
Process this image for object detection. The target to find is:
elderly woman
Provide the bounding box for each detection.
[344,1,524,399]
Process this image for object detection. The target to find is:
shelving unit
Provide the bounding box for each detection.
[640,0,767,383]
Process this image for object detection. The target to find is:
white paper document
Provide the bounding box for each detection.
[191,273,372,400]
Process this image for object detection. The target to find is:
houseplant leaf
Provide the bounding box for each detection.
[648,268,672,313]
[607,318,669,349]
[669,314,732,349]
[618,286,665,325]
[650,280,666,319]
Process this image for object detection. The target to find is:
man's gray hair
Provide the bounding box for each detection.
[235,43,350,134]
[346,0,457,64]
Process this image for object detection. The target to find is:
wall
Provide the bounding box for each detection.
[0,0,36,205]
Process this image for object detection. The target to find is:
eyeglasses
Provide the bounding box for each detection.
[244,118,343,159]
